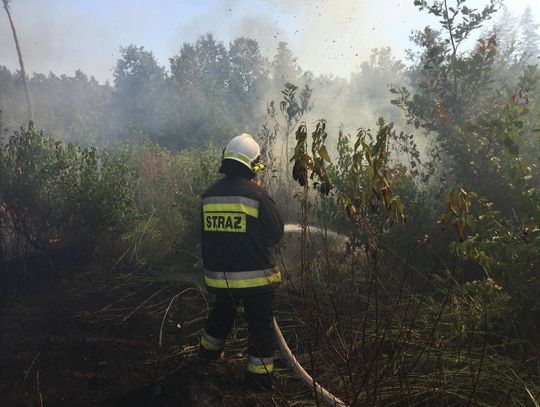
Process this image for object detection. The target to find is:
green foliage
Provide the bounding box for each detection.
[441,184,540,335]
[331,119,406,229]
[1,9,539,405]
[0,34,305,151]
[118,142,220,275]
[0,123,135,258]
[393,1,539,198]
[290,120,331,194]
[283,114,540,405]
[0,123,220,280]
[0,68,112,144]
[110,45,167,138]
[390,0,540,359]
[257,81,313,204]
[276,6,540,398]
[413,0,501,47]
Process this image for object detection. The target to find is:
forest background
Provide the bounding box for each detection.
[1,1,540,405]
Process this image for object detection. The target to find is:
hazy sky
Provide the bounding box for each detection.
[1,0,539,83]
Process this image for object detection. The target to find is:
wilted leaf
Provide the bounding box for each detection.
[318,145,331,162]
[292,158,308,186]
[457,218,465,241]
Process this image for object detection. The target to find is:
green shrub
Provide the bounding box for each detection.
[118,142,220,278]
[0,123,136,260]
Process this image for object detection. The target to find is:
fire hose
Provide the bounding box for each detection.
[273,224,349,407]
[273,317,349,407]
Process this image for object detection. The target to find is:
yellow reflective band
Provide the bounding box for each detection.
[203,203,258,218]
[247,362,274,374]
[204,271,281,289]
[200,335,224,351]
[236,153,251,165]
[224,152,251,165]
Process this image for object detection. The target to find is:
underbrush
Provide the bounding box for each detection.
[276,118,540,405]
[0,124,220,302]
[1,118,538,405]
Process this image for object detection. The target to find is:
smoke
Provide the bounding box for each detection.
[230,16,291,57]
[1,0,538,157]
[2,0,539,83]
[262,0,417,78]
[0,0,118,82]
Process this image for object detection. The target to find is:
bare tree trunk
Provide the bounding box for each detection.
[0,86,4,130]
[2,0,33,122]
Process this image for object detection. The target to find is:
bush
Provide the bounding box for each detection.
[117,142,220,278]
[0,123,136,261]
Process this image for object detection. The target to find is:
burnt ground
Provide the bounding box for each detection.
[0,262,308,406]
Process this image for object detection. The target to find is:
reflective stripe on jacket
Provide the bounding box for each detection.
[204,268,282,289]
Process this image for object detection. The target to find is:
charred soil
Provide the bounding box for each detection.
[0,262,296,406]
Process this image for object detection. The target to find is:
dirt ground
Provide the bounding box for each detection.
[0,263,305,406]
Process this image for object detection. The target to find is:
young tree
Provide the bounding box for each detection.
[2,0,32,121]
[393,0,504,190]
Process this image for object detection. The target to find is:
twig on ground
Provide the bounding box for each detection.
[101,282,153,311]
[24,350,41,381]
[525,386,539,407]
[36,370,44,407]
[122,285,169,323]
[159,287,196,347]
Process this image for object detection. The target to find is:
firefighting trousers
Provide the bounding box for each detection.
[199,291,275,375]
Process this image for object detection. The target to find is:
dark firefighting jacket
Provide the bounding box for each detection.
[201,176,284,294]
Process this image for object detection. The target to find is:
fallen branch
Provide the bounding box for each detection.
[159,287,196,347]
[526,386,540,407]
[24,350,41,381]
[36,370,43,407]
[101,282,153,311]
[122,285,169,323]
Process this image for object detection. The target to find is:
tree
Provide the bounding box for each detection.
[519,6,540,65]
[404,0,501,126]
[348,47,405,122]
[272,42,300,90]
[110,45,166,136]
[227,37,269,127]
[194,33,230,100]
[393,1,503,188]
[487,6,526,88]
[167,35,235,150]
[0,66,111,144]
[492,7,518,53]
[2,0,32,121]
[170,42,200,91]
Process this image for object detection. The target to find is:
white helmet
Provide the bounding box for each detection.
[223,133,262,171]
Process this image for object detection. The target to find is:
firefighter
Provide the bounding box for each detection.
[198,133,284,392]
